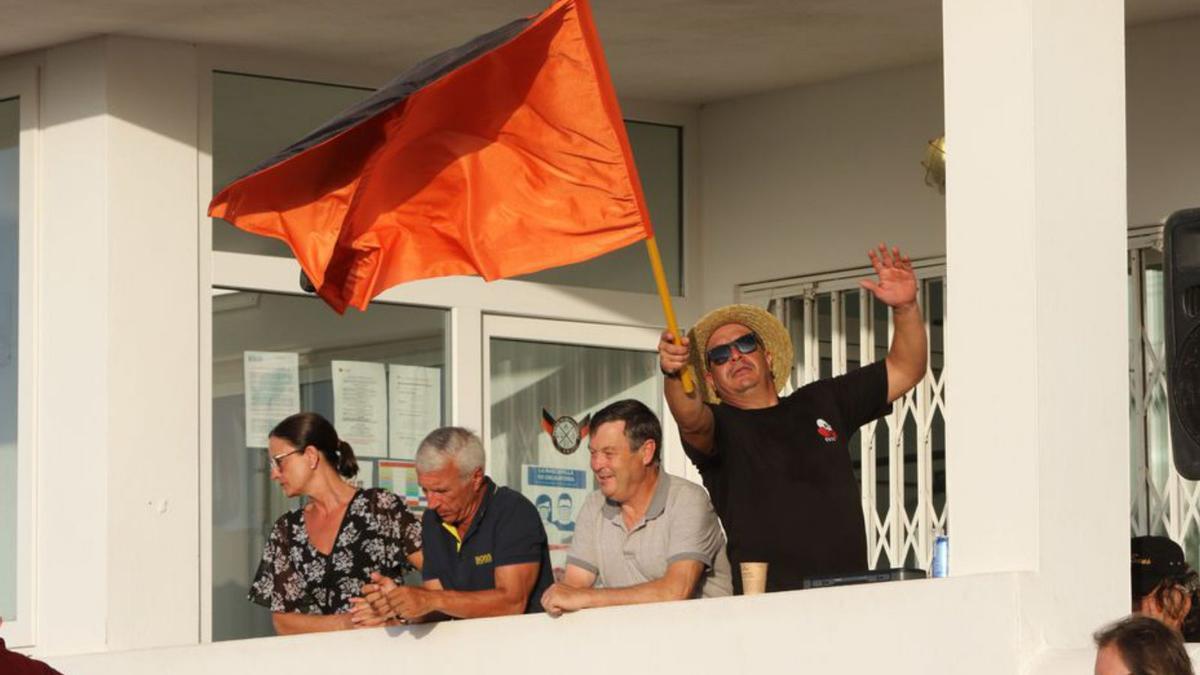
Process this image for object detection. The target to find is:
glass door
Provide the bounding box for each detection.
[483,315,689,580]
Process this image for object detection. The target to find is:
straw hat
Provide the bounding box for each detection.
[686,304,794,405]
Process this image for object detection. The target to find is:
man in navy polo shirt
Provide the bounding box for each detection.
[363,427,552,621]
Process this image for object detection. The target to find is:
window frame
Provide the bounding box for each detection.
[0,61,40,649]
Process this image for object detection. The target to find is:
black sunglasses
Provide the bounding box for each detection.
[706,332,761,366]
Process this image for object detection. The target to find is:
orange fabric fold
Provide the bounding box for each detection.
[209,0,652,313]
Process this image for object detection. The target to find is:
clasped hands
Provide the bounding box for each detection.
[350,571,433,627]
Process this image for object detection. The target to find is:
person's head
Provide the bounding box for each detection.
[557,493,573,523]
[588,399,662,502]
[267,412,358,498]
[687,304,793,406]
[1132,536,1198,632]
[536,494,552,522]
[415,426,486,527]
[1093,615,1192,675]
[703,323,773,400]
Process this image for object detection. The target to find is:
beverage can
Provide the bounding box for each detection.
[932,534,949,578]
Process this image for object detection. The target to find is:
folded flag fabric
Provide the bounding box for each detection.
[209,0,652,313]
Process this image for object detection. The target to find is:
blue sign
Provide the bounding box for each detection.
[526,466,587,489]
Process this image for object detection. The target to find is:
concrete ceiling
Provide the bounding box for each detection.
[1,0,1196,104]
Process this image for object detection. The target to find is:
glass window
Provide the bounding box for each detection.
[0,96,17,622]
[487,338,661,577]
[211,291,449,640]
[212,72,371,258]
[211,72,684,294]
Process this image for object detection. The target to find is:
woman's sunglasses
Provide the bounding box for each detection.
[706,332,761,366]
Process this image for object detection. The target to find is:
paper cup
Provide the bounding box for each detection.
[740,561,768,595]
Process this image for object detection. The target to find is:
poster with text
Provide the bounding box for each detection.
[521,464,589,579]
[332,360,388,457]
[378,459,426,516]
[387,364,441,458]
[243,351,300,448]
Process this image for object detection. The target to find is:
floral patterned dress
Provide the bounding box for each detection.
[249,488,422,615]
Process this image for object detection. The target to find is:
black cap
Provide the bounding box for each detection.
[1131,536,1189,596]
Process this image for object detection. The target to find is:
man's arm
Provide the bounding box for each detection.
[541,564,597,616]
[859,244,928,402]
[541,560,705,616]
[659,330,716,454]
[379,562,541,620]
[885,302,927,403]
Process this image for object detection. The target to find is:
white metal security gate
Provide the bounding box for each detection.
[1128,224,1200,562]
[737,226,1195,571]
[740,260,947,571]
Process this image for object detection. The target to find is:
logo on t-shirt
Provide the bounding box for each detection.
[816,418,838,443]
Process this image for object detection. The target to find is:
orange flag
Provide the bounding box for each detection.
[209,0,652,313]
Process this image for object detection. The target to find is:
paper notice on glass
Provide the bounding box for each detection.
[332,360,388,457]
[388,364,442,458]
[243,351,300,448]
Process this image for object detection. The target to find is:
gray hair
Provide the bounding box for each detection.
[415,427,486,478]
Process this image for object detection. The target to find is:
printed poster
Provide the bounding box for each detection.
[243,351,300,448]
[387,364,441,458]
[332,360,388,457]
[378,459,426,516]
[521,464,589,578]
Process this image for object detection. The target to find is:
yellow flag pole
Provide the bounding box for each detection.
[645,236,695,394]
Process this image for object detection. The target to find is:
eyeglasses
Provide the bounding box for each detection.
[706,332,761,366]
[269,447,303,471]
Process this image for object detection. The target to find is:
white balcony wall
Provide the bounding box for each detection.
[34,36,201,654]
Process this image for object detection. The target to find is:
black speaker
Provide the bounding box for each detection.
[1164,208,1200,479]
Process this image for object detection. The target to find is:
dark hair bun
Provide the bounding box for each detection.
[270,413,359,480]
[335,439,358,479]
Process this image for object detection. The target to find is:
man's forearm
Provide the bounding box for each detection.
[665,377,714,450]
[568,575,694,610]
[885,302,928,399]
[427,588,528,619]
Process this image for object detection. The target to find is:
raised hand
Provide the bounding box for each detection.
[859,243,918,309]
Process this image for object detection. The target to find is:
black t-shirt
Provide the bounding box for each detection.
[421,478,553,613]
[682,360,891,593]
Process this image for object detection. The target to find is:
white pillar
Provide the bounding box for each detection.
[103,36,200,651]
[38,37,112,656]
[943,0,1128,650]
[36,36,200,655]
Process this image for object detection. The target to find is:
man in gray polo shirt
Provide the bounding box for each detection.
[541,399,732,616]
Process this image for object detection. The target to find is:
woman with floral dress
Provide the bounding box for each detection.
[249,412,423,634]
